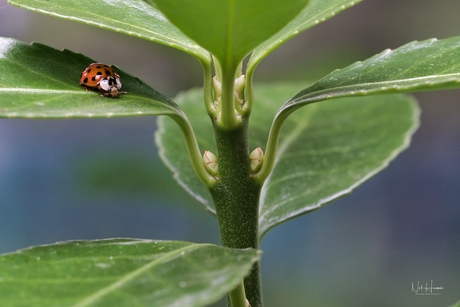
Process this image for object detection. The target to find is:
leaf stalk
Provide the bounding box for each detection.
[169,112,217,187]
[229,281,250,307]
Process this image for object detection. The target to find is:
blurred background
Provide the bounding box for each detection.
[1,0,459,306]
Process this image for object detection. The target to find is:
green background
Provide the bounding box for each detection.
[1,0,459,306]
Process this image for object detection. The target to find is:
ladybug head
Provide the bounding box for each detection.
[98,76,126,98]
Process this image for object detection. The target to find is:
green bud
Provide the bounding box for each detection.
[212,76,222,99]
[234,74,245,103]
[203,150,219,176]
[250,147,264,172]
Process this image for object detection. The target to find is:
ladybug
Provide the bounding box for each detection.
[80,63,126,97]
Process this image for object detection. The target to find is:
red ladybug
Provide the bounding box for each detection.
[80,63,126,97]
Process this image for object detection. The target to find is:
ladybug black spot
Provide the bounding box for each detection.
[96,71,103,75]
[96,65,102,69]
[92,76,97,81]
[105,69,111,75]
[83,77,88,84]
[86,68,91,73]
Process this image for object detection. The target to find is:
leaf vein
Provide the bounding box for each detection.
[70,244,206,307]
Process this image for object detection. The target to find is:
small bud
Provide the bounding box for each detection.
[250,147,264,172]
[203,150,218,176]
[212,76,222,98]
[212,77,222,110]
[234,74,245,103]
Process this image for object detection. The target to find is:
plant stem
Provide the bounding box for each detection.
[207,57,262,306]
[219,62,239,129]
[209,120,263,307]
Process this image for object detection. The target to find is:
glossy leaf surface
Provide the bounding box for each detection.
[152,0,310,67]
[0,239,261,307]
[7,0,209,61]
[247,0,362,73]
[285,37,460,112]
[0,38,182,119]
[156,84,419,241]
[258,89,418,238]
[256,38,460,236]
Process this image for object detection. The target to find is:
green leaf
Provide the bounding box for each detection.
[0,239,261,307]
[0,38,182,119]
[449,300,460,307]
[247,0,362,74]
[286,37,460,111]
[7,0,209,62]
[152,0,310,68]
[257,89,419,239]
[156,83,418,242]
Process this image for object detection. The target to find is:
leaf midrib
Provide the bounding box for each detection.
[290,73,460,106]
[224,1,236,66]
[0,60,74,90]
[71,244,208,307]
[0,88,83,93]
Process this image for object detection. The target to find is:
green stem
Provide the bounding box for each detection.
[202,57,217,117]
[169,113,216,187]
[206,57,262,306]
[209,120,263,307]
[244,60,255,114]
[219,62,239,129]
[252,107,296,184]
